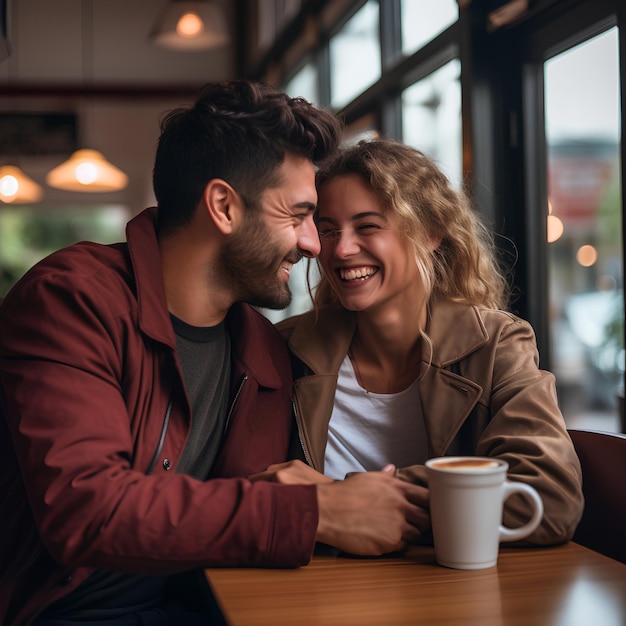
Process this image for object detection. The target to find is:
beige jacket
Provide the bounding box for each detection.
[277,299,584,545]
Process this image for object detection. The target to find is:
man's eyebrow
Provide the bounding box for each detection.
[293,202,317,212]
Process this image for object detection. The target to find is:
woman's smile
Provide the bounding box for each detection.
[338,266,379,282]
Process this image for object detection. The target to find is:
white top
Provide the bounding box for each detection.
[323,355,428,480]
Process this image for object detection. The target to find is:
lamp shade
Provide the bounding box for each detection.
[0,165,44,204]
[46,149,129,192]
[150,0,229,50]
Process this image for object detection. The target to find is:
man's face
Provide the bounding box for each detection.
[219,154,319,309]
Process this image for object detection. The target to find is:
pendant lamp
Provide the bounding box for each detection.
[46,149,128,192]
[150,0,230,50]
[0,165,44,204]
[45,0,128,193]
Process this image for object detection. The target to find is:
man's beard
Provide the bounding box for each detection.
[218,211,302,310]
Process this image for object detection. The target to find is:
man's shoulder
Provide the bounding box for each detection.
[2,240,134,317]
[23,240,128,279]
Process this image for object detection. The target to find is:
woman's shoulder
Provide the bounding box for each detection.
[435,299,532,330]
[275,310,312,341]
[473,306,537,341]
[276,304,350,335]
[275,305,356,360]
[475,305,528,325]
[428,300,538,363]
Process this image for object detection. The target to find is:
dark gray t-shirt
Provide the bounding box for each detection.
[172,313,231,479]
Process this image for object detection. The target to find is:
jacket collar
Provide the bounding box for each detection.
[287,304,355,375]
[286,298,490,373]
[126,208,175,348]
[425,299,490,367]
[422,300,487,455]
[126,208,282,389]
[226,303,284,390]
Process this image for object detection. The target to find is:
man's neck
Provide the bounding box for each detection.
[159,225,233,327]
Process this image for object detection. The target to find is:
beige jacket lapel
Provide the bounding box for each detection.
[285,306,354,470]
[419,300,488,456]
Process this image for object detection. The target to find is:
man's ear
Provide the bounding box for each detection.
[203,179,242,235]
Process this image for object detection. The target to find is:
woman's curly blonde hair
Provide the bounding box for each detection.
[312,138,510,311]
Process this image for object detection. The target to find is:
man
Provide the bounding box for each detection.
[0,81,426,625]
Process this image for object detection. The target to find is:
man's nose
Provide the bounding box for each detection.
[298,215,322,258]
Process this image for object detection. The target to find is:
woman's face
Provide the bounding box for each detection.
[316,173,424,314]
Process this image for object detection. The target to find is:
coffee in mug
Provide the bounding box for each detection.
[430,459,500,470]
[425,456,543,570]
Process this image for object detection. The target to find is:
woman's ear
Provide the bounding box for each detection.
[203,179,242,235]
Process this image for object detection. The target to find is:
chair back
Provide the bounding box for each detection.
[568,428,626,563]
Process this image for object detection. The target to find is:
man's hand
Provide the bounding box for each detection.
[249,459,334,485]
[315,471,430,556]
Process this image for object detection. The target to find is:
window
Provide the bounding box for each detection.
[257,0,303,53]
[329,0,381,110]
[544,27,623,431]
[401,0,458,56]
[402,58,462,187]
[284,60,319,104]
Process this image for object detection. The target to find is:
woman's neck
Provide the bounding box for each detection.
[349,303,428,394]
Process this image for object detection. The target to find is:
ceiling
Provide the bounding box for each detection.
[0,0,238,217]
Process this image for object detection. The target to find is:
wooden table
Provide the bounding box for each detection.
[205,542,626,625]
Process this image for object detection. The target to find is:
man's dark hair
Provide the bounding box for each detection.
[153,80,343,236]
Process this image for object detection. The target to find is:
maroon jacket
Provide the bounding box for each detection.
[0,208,318,626]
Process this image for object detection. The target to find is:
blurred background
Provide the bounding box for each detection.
[0,0,624,433]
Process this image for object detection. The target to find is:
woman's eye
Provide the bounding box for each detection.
[318,229,338,239]
[357,223,379,233]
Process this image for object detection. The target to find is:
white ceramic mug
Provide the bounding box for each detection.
[425,456,544,570]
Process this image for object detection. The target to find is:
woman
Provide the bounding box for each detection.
[274,138,583,545]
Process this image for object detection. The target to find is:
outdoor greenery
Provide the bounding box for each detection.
[0,204,127,298]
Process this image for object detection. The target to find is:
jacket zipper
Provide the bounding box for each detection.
[223,374,247,435]
[145,375,247,475]
[292,399,314,467]
[145,399,173,475]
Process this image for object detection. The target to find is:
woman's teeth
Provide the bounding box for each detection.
[339,267,377,282]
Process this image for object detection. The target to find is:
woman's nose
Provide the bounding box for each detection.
[332,229,360,258]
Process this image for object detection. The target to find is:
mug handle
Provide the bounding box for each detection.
[498,481,544,542]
